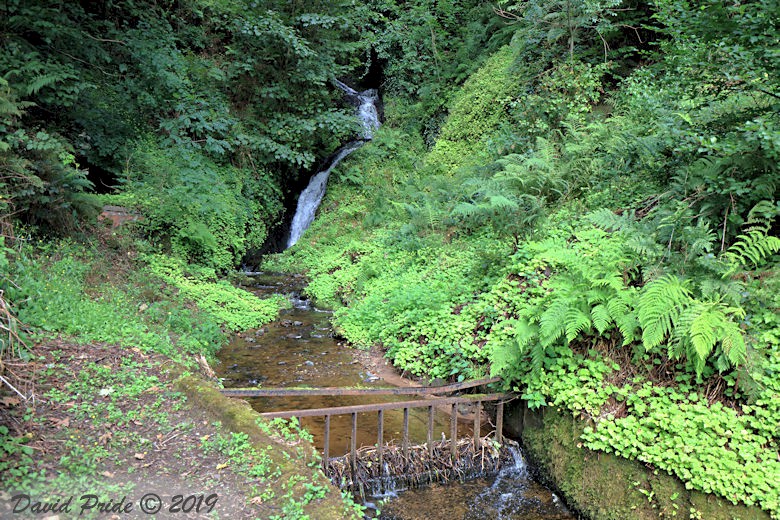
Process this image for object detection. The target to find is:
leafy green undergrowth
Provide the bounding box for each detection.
[8,242,210,360]
[583,385,780,514]
[264,0,780,513]
[273,91,779,516]
[5,240,283,362]
[202,419,367,520]
[143,254,288,331]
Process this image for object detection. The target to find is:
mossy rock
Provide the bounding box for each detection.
[520,404,771,520]
[173,369,355,519]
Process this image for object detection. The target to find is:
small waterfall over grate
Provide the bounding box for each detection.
[286,82,380,248]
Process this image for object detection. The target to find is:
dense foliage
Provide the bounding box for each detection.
[270,0,779,516]
[1,0,778,516]
[0,0,372,270]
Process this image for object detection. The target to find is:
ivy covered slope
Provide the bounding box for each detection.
[272,0,780,517]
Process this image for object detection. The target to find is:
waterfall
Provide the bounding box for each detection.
[286,82,380,248]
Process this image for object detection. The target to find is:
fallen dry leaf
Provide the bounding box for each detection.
[50,417,70,428]
[101,471,114,478]
[134,452,145,460]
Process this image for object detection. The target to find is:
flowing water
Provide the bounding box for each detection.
[216,274,575,519]
[216,274,469,453]
[287,82,380,248]
[377,446,575,520]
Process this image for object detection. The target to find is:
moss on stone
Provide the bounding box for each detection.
[520,404,770,520]
[173,371,355,519]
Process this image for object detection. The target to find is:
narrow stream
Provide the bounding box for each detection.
[216,274,575,519]
[216,274,470,452]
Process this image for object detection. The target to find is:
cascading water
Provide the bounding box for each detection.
[377,443,575,520]
[286,82,380,248]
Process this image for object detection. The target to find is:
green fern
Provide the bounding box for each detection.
[638,274,691,352]
[722,225,780,270]
[638,274,747,373]
[539,297,569,346]
[590,304,611,335]
[587,208,635,232]
[564,306,592,342]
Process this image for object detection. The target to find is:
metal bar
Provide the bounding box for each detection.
[258,393,511,419]
[377,410,384,475]
[473,401,482,450]
[427,405,434,457]
[450,403,457,459]
[496,401,504,445]
[402,407,409,464]
[350,412,357,475]
[220,377,501,397]
[323,414,330,467]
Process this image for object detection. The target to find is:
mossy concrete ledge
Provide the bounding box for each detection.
[173,369,354,519]
[516,403,770,520]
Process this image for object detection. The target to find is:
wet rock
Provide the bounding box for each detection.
[286,334,302,339]
[458,403,476,415]
[255,328,267,336]
[292,321,303,327]
[304,360,315,366]
[277,361,287,365]
[280,320,292,327]
[245,337,255,343]
[362,371,380,383]
[228,364,238,370]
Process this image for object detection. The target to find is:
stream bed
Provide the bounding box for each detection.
[216,273,575,519]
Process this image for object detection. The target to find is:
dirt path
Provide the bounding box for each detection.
[0,339,358,519]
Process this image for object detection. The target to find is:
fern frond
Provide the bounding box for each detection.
[585,287,612,306]
[539,298,568,347]
[451,202,480,219]
[723,228,780,270]
[625,233,663,260]
[688,306,720,363]
[616,312,640,346]
[587,208,633,232]
[490,322,528,376]
[638,274,691,351]
[746,200,779,224]
[591,271,625,290]
[604,294,639,345]
[529,343,546,374]
[513,319,538,353]
[488,194,519,210]
[565,307,592,342]
[590,304,612,335]
[719,321,746,367]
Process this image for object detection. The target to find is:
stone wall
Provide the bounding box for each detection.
[514,403,769,520]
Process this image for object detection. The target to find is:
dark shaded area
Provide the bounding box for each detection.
[360,49,386,91]
[82,158,119,194]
